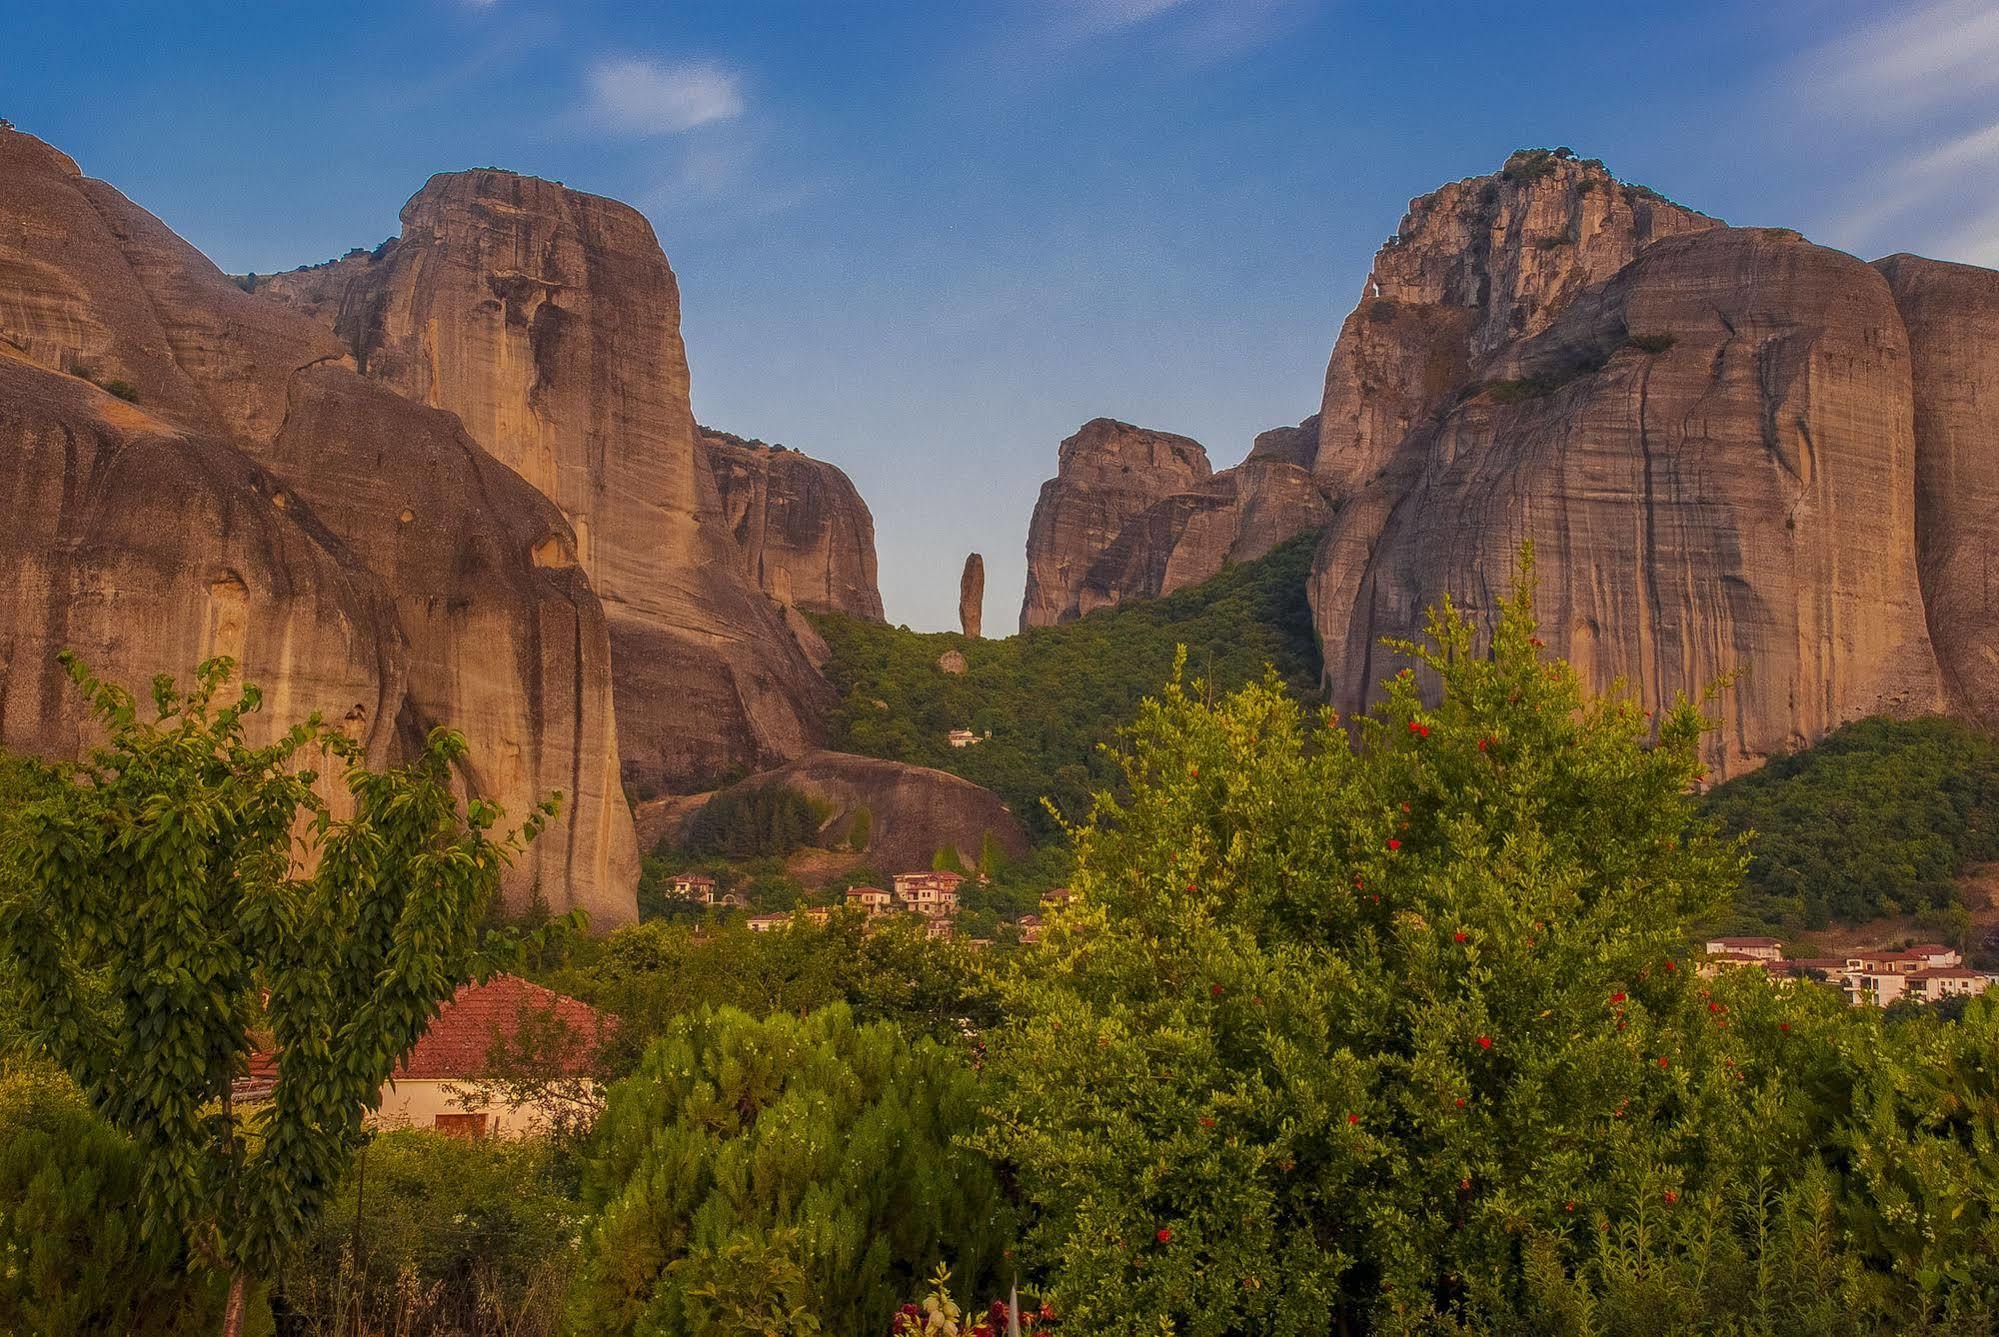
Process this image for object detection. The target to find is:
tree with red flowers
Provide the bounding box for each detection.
[980,554,1804,1332]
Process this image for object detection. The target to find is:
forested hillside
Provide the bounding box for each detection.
[813,532,1322,839]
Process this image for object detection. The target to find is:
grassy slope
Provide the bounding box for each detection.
[812,533,1323,841]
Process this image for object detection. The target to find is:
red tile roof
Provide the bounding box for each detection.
[1707,937,1781,948]
[393,974,609,1080]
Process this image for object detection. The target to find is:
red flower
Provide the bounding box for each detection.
[1664,960,1677,972]
[1189,765,1198,777]
[1459,1177,1471,1190]
[1610,991,1626,1003]
[1387,838,1402,851]
[1780,1022,1791,1034]
[1664,1189,1679,1205]
[1455,1097,1466,1108]
[1529,636,1544,647]
[1156,1227,1173,1243]
[1477,738,1489,751]
[1476,1035,1492,1050]
[1453,930,1468,943]
[1211,984,1223,996]
[1564,1200,1576,1213]
[1200,1116,1217,1128]
[1708,1002,1720,1013]
[1347,1112,1360,1125]
[1657,1057,1670,1070]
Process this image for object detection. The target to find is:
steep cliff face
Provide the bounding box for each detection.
[1311,151,1721,494]
[1311,226,1944,773]
[0,128,638,925]
[257,172,832,786]
[1877,254,1999,731]
[1022,415,1334,625]
[698,428,884,621]
[1020,418,1212,628]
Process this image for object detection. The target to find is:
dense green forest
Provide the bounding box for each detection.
[1702,715,1999,933]
[813,532,1323,840]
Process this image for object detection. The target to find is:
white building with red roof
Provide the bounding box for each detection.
[372,974,611,1138]
[894,870,964,916]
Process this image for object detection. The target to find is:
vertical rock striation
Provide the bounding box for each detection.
[1877,253,1999,731]
[0,127,638,925]
[699,427,884,621]
[256,171,833,787]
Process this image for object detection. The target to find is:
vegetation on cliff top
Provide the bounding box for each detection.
[812,531,1322,841]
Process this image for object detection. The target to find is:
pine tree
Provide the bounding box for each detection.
[572,1003,1010,1335]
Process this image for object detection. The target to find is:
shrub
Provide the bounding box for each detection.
[273,1129,584,1337]
[0,1063,229,1335]
[103,379,140,402]
[571,1004,1010,1335]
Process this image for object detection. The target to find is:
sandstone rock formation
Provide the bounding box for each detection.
[700,427,884,621]
[255,171,831,786]
[1877,254,1999,731]
[1019,415,1333,626]
[0,128,638,924]
[674,750,1029,874]
[1307,168,1946,775]
[1021,419,1212,628]
[960,554,984,638]
[936,649,968,675]
[1309,150,1720,494]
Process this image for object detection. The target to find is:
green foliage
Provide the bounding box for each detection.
[982,558,1772,1331]
[0,1062,228,1335]
[104,378,140,402]
[572,1004,1010,1336]
[814,532,1323,841]
[538,912,1000,1075]
[0,655,547,1307]
[848,803,874,852]
[685,783,822,860]
[274,1129,584,1337]
[1702,715,1999,929]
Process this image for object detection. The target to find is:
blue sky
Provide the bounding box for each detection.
[7,0,1996,630]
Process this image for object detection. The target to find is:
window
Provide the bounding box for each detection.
[434,1112,489,1138]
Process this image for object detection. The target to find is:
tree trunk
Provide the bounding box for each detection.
[222,1266,247,1337]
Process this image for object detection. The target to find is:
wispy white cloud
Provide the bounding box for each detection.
[584,56,744,137]
[1782,0,1999,265]
[1045,0,1196,43]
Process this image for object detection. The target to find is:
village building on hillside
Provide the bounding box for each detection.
[1698,937,1992,1007]
[894,870,965,917]
[847,885,894,916]
[747,912,789,933]
[1703,936,1783,962]
[1040,887,1072,909]
[1017,913,1045,944]
[946,729,986,748]
[670,873,719,903]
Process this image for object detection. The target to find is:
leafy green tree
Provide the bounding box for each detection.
[981,565,1784,1331]
[0,656,548,1334]
[571,1003,1011,1336]
[0,1061,228,1335]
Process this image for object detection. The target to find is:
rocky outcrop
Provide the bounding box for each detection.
[256,172,832,787]
[675,750,1029,874]
[1877,254,1999,731]
[1311,225,1944,774]
[1311,150,1721,494]
[698,427,884,621]
[0,127,638,926]
[1021,415,1334,625]
[960,554,984,638]
[1020,418,1212,628]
